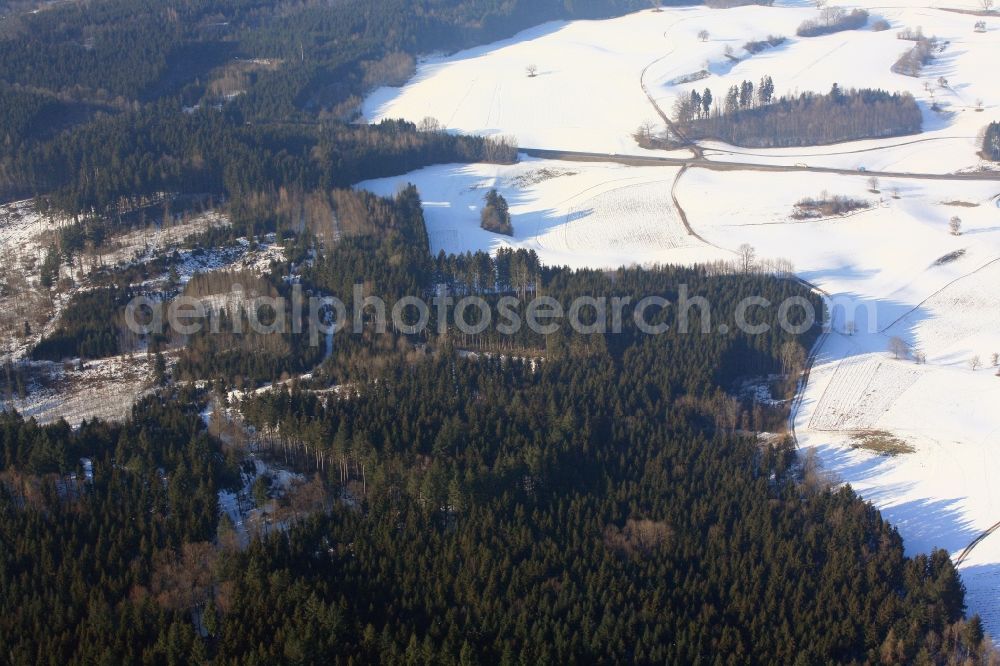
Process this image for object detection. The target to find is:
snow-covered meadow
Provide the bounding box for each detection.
[360,159,730,268]
[361,0,1000,638]
[366,0,999,171]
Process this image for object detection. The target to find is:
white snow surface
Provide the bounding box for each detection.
[366,0,1000,172]
[360,158,730,269]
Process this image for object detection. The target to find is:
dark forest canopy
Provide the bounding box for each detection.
[0,0,679,212]
[677,83,922,148]
[2,264,996,662]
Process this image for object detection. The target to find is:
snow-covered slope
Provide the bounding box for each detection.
[359,159,731,269]
[367,0,1000,172]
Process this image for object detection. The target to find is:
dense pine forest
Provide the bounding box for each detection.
[1,170,996,661]
[3,257,996,663]
[676,83,922,148]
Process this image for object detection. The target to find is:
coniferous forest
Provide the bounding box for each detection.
[677,83,922,148]
[0,0,998,663]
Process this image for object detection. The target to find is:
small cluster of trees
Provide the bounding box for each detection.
[984,122,1000,160]
[743,35,786,54]
[480,189,513,236]
[893,36,937,77]
[792,193,870,219]
[797,7,870,38]
[897,26,927,41]
[676,82,921,148]
[674,76,775,123]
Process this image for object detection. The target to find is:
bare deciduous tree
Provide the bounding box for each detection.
[672,96,696,124]
[780,341,807,376]
[981,0,994,12]
[949,216,962,236]
[888,336,910,360]
[991,352,999,367]
[970,355,982,371]
[698,29,710,42]
[737,243,756,273]
[525,64,538,78]
[867,176,880,193]
[417,116,442,132]
[634,120,657,146]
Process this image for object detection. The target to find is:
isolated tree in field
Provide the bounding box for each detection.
[481,189,513,236]
[949,216,962,236]
[970,355,982,371]
[635,120,657,145]
[526,64,538,78]
[737,243,756,273]
[991,351,999,367]
[981,0,994,12]
[698,29,710,42]
[867,176,880,193]
[914,350,927,364]
[888,336,910,359]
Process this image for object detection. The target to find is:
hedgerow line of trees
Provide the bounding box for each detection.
[797,7,870,37]
[673,80,922,147]
[893,36,938,77]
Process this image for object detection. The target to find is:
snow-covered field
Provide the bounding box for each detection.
[366,0,999,172]
[361,0,1000,638]
[360,159,730,268]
